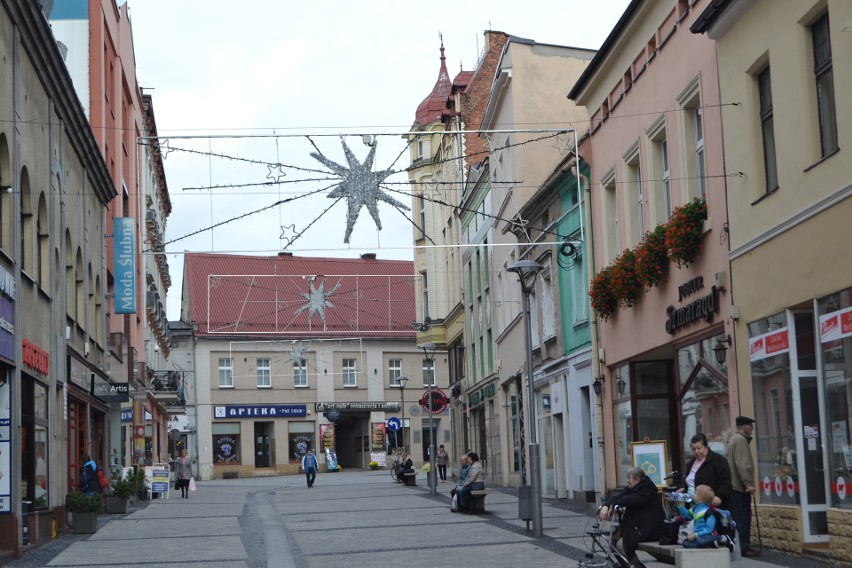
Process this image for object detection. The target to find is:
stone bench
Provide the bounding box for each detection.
[468,489,492,513]
[403,471,417,486]
[637,542,731,567]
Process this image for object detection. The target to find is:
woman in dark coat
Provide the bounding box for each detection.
[599,467,665,568]
[680,433,731,509]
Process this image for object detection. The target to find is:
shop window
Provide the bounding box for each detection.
[288,421,315,462]
[748,312,798,505]
[613,365,633,483]
[676,334,730,465]
[20,378,50,509]
[817,289,852,509]
[212,423,240,464]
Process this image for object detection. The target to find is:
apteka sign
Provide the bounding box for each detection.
[214,404,307,418]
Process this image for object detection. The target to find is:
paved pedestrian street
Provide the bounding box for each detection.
[6,470,830,568]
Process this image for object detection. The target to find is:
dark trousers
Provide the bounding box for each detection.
[731,490,752,551]
[457,482,484,510]
[438,464,447,481]
[682,534,724,548]
[305,469,316,487]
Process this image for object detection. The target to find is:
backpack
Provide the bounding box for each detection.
[97,468,108,489]
[711,507,737,538]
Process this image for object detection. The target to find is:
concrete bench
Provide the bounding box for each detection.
[403,472,417,486]
[637,542,731,567]
[468,489,492,513]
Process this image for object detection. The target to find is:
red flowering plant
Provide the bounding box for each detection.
[609,249,642,307]
[634,225,669,289]
[664,198,707,268]
[589,266,617,321]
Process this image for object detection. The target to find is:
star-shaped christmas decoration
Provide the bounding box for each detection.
[290,342,308,363]
[551,132,572,156]
[267,163,286,183]
[294,278,340,328]
[310,138,409,243]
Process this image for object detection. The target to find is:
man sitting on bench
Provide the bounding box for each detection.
[396,453,414,483]
[455,452,485,514]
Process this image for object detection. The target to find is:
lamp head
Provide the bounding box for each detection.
[508,259,544,293]
[592,376,603,396]
[419,342,438,361]
[396,376,409,389]
[713,335,732,366]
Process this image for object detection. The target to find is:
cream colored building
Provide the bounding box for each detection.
[692,0,852,561]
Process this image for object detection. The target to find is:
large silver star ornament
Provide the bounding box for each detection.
[294,279,340,328]
[311,138,409,243]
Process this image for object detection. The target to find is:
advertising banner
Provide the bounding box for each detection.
[371,422,386,451]
[749,327,790,362]
[820,306,852,343]
[320,423,336,451]
[113,217,137,314]
[0,369,10,513]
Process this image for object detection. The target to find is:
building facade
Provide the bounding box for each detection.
[176,253,449,479]
[569,0,735,495]
[693,0,852,561]
[0,0,116,556]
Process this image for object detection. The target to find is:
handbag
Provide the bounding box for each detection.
[189,476,197,491]
[660,519,681,545]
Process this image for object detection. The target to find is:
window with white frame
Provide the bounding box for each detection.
[569,234,588,323]
[757,66,778,193]
[693,107,706,199]
[293,358,308,388]
[218,357,233,388]
[418,194,426,239]
[624,147,644,246]
[256,358,271,388]
[660,139,672,219]
[602,173,619,261]
[811,13,837,158]
[647,118,672,223]
[422,358,435,387]
[388,358,402,386]
[678,81,706,201]
[342,358,357,387]
[420,271,429,320]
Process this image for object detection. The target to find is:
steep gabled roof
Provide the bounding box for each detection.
[415,44,453,125]
[183,253,416,339]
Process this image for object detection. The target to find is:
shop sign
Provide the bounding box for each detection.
[0,296,13,363]
[121,408,133,422]
[213,404,306,418]
[315,401,400,412]
[22,339,49,375]
[749,327,789,362]
[67,355,89,390]
[665,276,719,335]
[468,383,496,407]
[93,379,129,403]
[420,389,448,414]
[113,217,137,314]
[0,363,10,514]
[819,306,852,343]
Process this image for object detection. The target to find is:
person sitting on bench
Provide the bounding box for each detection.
[396,453,414,483]
[455,452,484,514]
[450,454,470,511]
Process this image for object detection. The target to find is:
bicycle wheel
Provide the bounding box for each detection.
[390,463,398,481]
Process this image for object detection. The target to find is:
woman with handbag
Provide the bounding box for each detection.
[175,448,194,499]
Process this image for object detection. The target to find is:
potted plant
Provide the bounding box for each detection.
[65,491,103,534]
[368,461,379,470]
[609,249,641,307]
[589,266,617,321]
[664,198,707,268]
[105,472,135,514]
[634,225,669,289]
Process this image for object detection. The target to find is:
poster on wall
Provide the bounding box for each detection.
[0,369,10,513]
[371,422,386,451]
[631,440,669,488]
[320,423,336,451]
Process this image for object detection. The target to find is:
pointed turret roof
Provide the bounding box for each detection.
[415,44,453,126]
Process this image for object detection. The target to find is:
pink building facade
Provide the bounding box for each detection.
[569,0,737,490]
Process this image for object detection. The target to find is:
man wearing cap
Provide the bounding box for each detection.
[728,416,759,556]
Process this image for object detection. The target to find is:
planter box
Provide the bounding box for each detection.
[71,512,98,534]
[105,496,128,514]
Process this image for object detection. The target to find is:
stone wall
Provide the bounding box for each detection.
[829,508,852,568]
[755,504,801,554]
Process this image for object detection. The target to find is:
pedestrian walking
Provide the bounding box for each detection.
[436,445,449,483]
[79,454,100,497]
[302,449,318,488]
[174,448,194,499]
[727,416,759,557]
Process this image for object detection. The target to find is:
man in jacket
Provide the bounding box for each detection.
[455,452,485,513]
[599,467,665,568]
[302,449,319,488]
[728,416,759,557]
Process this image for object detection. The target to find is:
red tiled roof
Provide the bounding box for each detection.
[184,253,416,339]
[415,45,453,125]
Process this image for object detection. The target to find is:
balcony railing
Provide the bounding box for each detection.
[150,370,186,408]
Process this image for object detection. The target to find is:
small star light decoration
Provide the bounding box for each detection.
[294,278,341,328]
[310,138,409,243]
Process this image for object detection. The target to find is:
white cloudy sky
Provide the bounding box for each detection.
[126,1,630,319]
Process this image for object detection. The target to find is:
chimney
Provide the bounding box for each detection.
[361,253,377,260]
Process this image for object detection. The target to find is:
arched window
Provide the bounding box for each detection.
[37,193,49,288]
[20,167,33,274]
[0,134,12,251]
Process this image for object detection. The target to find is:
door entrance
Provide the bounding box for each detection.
[254,422,272,468]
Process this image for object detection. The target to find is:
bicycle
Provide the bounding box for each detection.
[388,452,401,483]
[580,505,632,568]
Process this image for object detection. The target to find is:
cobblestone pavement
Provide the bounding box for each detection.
[4,470,833,568]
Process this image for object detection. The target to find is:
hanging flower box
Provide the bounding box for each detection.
[634,225,669,289]
[664,198,707,268]
[589,266,617,321]
[610,249,642,307]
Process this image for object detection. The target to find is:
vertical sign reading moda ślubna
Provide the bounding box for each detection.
[113,217,136,314]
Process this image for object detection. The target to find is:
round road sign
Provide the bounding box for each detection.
[386,417,401,432]
[420,389,449,414]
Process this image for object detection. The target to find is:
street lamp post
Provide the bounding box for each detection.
[420,342,438,495]
[397,376,409,453]
[508,259,544,537]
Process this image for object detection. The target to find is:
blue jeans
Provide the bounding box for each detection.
[457,482,484,510]
[305,469,316,487]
